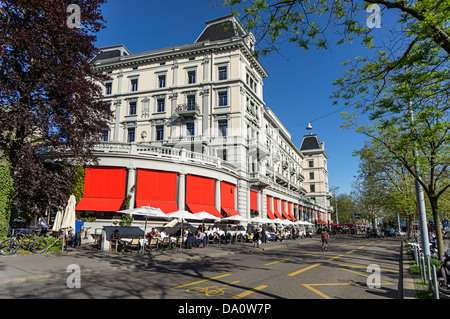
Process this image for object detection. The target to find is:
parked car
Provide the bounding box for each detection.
[384,228,397,237]
[366,228,385,238]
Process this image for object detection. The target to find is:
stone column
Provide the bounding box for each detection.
[126,167,137,209]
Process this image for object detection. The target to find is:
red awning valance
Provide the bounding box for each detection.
[266,196,276,220]
[76,167,126,212]
[135,169,178,213]
[250,190,258,212]
[273,198,283,219]
[187,203,221,217]
[221,181,240,216]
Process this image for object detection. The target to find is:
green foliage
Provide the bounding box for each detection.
[120,213,133,227]
[0,164,14,237]
[72,165,86,206]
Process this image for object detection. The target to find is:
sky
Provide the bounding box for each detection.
[93,0,378,195]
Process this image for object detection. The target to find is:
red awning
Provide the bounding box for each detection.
[187,203,222,217]
[266,196,276,220]
[281,200,291,220]
[76,167,126,212]
[287,203,296,221]
[76,198,124,212]
[222,207,240,217]
[220,181,240,216]
[273,198,283,219]
[250,190,258,212]
[135,169,178,214]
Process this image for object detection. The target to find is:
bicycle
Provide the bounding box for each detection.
[0,231,48,256]
[321,239,328,252]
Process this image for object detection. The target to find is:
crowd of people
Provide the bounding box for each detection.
[110,223,315,252]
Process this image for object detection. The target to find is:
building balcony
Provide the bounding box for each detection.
[93,141,236,175]
[248,138,269,156]
[175,103,201,116]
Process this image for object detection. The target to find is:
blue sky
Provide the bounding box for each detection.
[94,0,378,195]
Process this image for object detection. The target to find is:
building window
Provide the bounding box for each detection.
[308,160,314,168]
[105,82,112,95]
[186,122,195,136]
[187,94,196,109]
[156,125,164,141]
[130,79,138,92]
[188,70,196,84]
[129,101,137,115]
[158,75,166,88]
[218,91,228,106]
[218,66,227,80]
[309,172,314,180]
[127,128,135,143]
[157,98,165,112]
[218,120,228,137]
[102,130,109,142]
[310,184,315,193]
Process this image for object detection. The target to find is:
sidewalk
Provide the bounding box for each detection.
[0,238,314,285]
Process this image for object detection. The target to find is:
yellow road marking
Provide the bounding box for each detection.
[305,252,319,256]
[265,259,289,266]
[303,283,355,299]
[340,244,347,247]
[347,249,357,254]
[337,267,394,285]
[170,274,231,290]
[338,264,398,273]
[327,254,343,261]
[358,245,366,250]
[229,285,267,299]
[288,263,320,276]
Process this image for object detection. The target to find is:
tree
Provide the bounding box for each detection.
[223,0,450,57]
[223,0,450,259]
[0,0,110,218]
[332,192,358,225]
[355,140,418,237]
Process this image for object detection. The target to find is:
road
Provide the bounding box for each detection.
[0,236,402,300]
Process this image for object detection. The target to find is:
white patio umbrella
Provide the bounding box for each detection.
[117,205,168,235]
[221,215,249,223]
[195,211,221,221]
[60,195,76,232]
[166,210,202,246]
[195,211,221,230]
[59,195,76,250]
[52,209,64,232]
[249,216,270,224]
[272,218,284,225]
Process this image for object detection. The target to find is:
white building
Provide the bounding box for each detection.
[76,15,331,225]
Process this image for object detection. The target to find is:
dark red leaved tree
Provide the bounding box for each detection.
[0,0,109,217]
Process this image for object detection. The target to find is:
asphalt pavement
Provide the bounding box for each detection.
[0,236,315,285]
[0,235,415,299]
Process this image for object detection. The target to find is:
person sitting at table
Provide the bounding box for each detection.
[111,229,125,252]
[160,228,168,240]
[147,227,159,240]
[186,228,196,249]
[195,228,206,248]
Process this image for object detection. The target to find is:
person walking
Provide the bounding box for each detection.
[72,216,84,248]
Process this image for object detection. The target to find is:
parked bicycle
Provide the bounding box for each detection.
[0,231,48,256]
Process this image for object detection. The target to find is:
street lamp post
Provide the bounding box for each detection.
[330,186,339,225]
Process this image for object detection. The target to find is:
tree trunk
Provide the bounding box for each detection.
[430,197,445,260]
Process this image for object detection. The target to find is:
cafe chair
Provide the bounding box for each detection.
[110,234,120,252]
[127,238,140,254]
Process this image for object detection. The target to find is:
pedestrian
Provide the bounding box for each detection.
[72,215,84,248]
